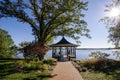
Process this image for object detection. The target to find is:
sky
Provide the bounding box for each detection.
[0,0,114,48]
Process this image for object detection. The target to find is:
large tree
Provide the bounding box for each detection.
[0,28,17,58]
[102,0,120,48]
[0,0,90,59]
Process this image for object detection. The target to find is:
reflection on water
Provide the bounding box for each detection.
[44,49,120,60]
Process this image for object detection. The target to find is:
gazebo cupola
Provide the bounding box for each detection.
[50,37,79,61]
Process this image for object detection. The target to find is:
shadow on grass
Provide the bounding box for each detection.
[23,78,37,80]
[23,72,52,80]
[110,71,120,80]
[0,60,31,79]
[93,60,120,80]
[0,60,52,80]
[96,66,120,80]
[0,61,19,79]
[37,71,52,79]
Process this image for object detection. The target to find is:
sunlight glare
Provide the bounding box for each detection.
[109,7,120,17]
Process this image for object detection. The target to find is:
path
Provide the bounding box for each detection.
[49,61,83,80]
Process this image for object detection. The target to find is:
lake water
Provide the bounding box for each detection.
[44,49,120,60]
[17,49,120,60]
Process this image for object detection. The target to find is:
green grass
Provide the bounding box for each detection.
[1,71,51,80]
[80,71,108,80]
[80,69,120,80]
[73,59,120,80]
[80,71,117,80]
[0,60,51,80]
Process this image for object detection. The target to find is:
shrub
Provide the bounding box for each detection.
[74,58,120,72]
[33,57,40,62]
[44,58,56,65]
[36,63,49,70]
[14,58,55,71]
[24,63,32,69]
[82,67,88,72]
[26,60,43,70]
[39,71,51,77]
[75,60,81,65]
[15,60,25,68]
[43,64,49,70]
[15,58,47,70]
[89,51,110,59]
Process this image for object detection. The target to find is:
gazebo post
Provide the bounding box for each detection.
[52,47,54,57]
[72,47,73,55]
[66,47,68,56]
[74,47,76,58]
[70,47,72,54]
[59,47,61,54]
[54,47,57,55]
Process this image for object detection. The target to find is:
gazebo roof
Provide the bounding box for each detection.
[50,37,79,47]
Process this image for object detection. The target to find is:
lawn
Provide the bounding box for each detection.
[80,71,108,80]
[0,59,54,80]
[73,59,120,80]
[80,70,120,80]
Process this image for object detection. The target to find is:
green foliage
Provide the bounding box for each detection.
[15,58,52,70]
[0,60,51,80]
[0,0,90,44]
[19,41,30,48]
[89,51,110,59]
[0,0,90,59]
[15,60,25,67]
[0,28,17,58]
[42,64,49,70]
[74,59,120,80]
[75,59,120,71]
[39,71,51,77]
[33,57,40,62]
[108,23,120,48]
[80,71,111,80]
[43,58,57,65]
[19,41,35,59]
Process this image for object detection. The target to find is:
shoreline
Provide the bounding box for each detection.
[77,48,120,50]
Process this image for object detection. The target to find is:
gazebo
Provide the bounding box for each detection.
[49,37,79,61]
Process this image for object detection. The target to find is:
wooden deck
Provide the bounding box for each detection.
[49,61,83,80]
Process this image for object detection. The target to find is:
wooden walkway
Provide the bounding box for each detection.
[49,61,83,80]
